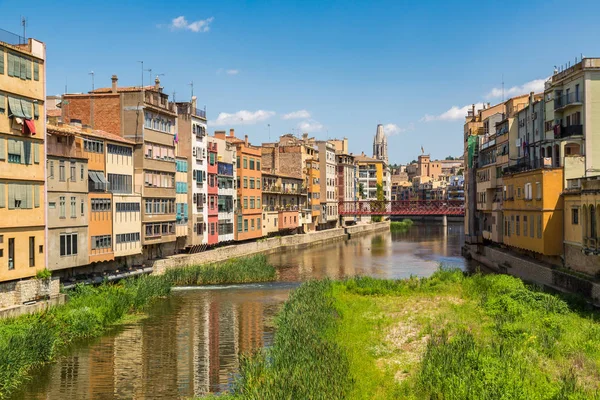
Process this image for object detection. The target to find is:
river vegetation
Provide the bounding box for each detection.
[390,219,414,232]
[0,255,276,399]
[222,269,600,399]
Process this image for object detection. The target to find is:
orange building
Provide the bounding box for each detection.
[306,158,321,231]
[218,129,263,241]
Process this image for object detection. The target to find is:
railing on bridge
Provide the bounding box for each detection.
[338,200,465,216]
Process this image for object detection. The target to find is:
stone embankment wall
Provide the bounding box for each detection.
[0,278,64,318]
[154,222,390,274]
[465,244,600,304]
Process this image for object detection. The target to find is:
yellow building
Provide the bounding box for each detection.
[502,167,563,259]
[0,34,46,281]
[355,154,385,200]
[563,176,600,276]
[305,158,320,231]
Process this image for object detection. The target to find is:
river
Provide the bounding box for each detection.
[12,222,474,399]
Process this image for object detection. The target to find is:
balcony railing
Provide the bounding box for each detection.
[554,92,583,110]
[263,205,301,212]
[503,157,553,175]
[0,28,27,46]
[555,124,583,139]
[194,108,206,119]
[47,142,84,159]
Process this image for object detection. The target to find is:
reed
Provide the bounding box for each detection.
[0,255,276,399]
[390,219,413,232]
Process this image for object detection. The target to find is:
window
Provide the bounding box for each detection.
[70,162,76,181]
[59,233,78,256]
[244,177,248,188]
[59,161,65,181]
[70,197,76,218]
[49,202,56,209]
[535,182,541,200]
[250,178,255,189]
[244,219,248,232]
[244,197,248,209]
[81,165,84,180]
[107,144,132,156]
[29,236,35,267]
[49,161,54,178]
[243,157,248,169]
[523,216,528,237]
[250,198,255,209]
[116,232,140,244]
[209,152,215,165]
[516,215,520,236]
[8,238,14,270]
[537,215,542,238]
[257,161,261,171]
[237,215,243,232]
[91,235,112,250]
[84,139,104,154]
[108,174,132,194]
[81,199,85,216]
[257,217,261,228]
[237,156,240,166]
[572,208,579,225]
[249,159,255,170]
[524,183,532,200]
[251,219,255,230]
[59,196,66,218]
[210,223,215,236]
[116,202,140,212]
[91,198,111,212]
[530,216,534,238]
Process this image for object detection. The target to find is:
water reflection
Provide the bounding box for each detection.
[13,223,470,399]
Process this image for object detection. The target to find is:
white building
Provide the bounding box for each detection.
[317,140,338,229]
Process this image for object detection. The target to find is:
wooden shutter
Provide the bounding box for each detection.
[6,52,13,76]
[25,184,32,209]
[33,60,39,81]
[34,185,40,208]
[0,48,4,75]
[25,58,32,80]
[19,56,26,80]
[8,184,16,209]
[33,142,39,163]
[0,183,4,208]
[0,137,4,161]
[23,140,31,165]
[34,103,39,119]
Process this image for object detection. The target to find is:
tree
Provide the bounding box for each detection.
[445,156,456,160]
[358,183,365,199]
[371,183,385,222]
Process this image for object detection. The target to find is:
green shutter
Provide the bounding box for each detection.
[7,53,13,76]
[0,94,5,113]
[33,103,39,119]
[8,96,25,118]
[0,138,4,160]
[0,183,4,208]
[23,140,31,165]
[34,185,39,208]
[12,54,20,78]
[0,48,4,75]
[7,184,14,209]
[33,142,39,163]
[21,99,32,119]
[25,184,32,209]
[25,58,32,80]
[33,61,39,81]
[19,56,26,80]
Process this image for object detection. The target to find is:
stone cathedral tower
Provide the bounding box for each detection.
[373,124,388,164]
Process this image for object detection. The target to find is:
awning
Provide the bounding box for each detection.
[88,171,101,183]
[96,172,108,184]
[23,119,36,135]
[8,96,25,118]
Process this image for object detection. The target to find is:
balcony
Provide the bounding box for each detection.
[554,92,583,111]
[555,124,583,139]
[503,157,553,175]
[47,142,84,159]
[194,108,206,119]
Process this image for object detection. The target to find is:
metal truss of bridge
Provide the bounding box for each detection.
[338,200,465,216]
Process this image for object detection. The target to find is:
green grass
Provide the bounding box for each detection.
[219,269,600,399]
[390,219,413,232]
[0,255,276,399]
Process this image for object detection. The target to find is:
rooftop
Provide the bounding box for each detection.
[47,123,135,145]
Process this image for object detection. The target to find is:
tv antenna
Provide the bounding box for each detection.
[137,61,144,87]
[21,16,27,41]
[189,81,194,99]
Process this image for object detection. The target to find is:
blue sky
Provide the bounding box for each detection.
[2,0,600,164]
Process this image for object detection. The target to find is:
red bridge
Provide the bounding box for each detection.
[338,200,465,216]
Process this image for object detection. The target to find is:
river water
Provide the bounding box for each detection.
[12,222,474,399]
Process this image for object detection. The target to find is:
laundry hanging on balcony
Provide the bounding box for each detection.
[8,96,36,134]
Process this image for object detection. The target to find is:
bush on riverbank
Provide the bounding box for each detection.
[0,255,276,399]
[224,269,600,399]
[390,219,413,232]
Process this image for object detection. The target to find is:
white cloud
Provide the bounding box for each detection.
[422,103,485,122]
[282,110,311,120]
[226,69,239,75]
[298,119,323,132]
[208,110,275,126]
[170,16,214,33]
[485,77,548,99]
[383,122,414,136]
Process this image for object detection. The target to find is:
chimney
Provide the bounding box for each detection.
[302,133,308,141]
[191,95,197,110]
[529,91,535,105]
[154,76,160,90]
[214,130,226,140]
[229,128,235,137]
[111,75,118,93]
[244,135,249,146]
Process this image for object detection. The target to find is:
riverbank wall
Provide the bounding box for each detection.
[154,221,390,274]
[464,243,600,304]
